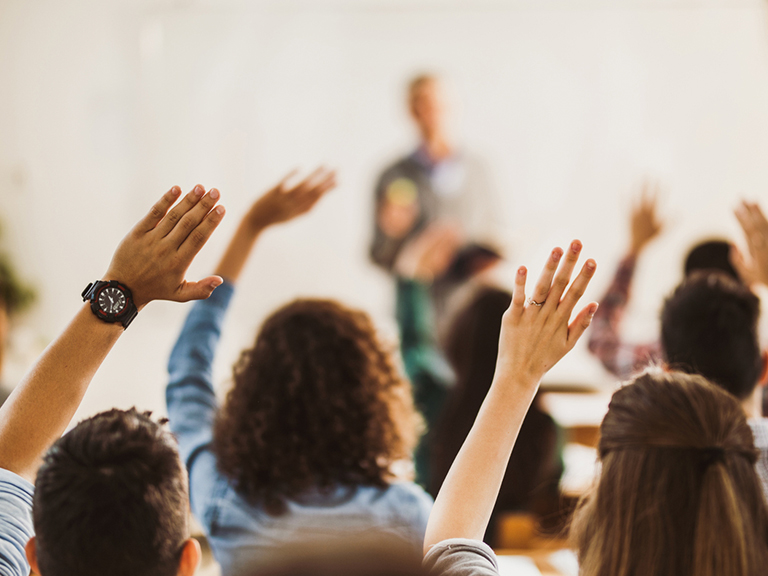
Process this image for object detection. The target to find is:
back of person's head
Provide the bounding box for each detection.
[684,239,739,281]
[443,286,510,397]
[661,270,763,400]
[32,408,189,576]
[214,298,420,515]
[432,287,562,537]
[571,370,768,576]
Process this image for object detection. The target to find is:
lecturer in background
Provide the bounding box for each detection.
[370,74,502,488]
[369,74,501,280]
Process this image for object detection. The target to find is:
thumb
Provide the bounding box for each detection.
[174,276,224,302]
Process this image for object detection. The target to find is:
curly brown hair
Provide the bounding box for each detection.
[213,298,420,515]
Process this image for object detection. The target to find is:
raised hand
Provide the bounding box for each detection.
[424,242,598,551]
[0,184,226,482]
[105,185,226,308]
[496,240,598,384]
[629,181,664,256]
[734,201,768,287]
[215,168,336,283]
[244,168,336,231]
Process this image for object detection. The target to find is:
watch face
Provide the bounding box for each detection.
[98,286,126,316]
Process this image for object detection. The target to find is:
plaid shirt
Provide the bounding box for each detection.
[587,254,662,379]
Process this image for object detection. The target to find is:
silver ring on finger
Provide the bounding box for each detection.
[527,298,546,307]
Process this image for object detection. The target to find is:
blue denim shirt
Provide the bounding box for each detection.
[167,282,433,576]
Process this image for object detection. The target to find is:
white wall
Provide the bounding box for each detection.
[2,0,768,423]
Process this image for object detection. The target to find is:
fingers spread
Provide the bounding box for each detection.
[544,240,582,310]
[511,266,527,316]
[275,169,300,193]
[567,302,599,348]
[530,247,563,304]
[137,187,181,233]
[558,258,597,319]
[178,203,226,261]
[167,188,221,247]
[155,185,205,238]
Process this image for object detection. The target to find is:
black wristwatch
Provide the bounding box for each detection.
[82,280,139,329]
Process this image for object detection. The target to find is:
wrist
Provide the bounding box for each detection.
[244,211,273,235]
[490,365,541,396]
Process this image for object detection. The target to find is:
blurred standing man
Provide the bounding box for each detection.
[370,74,501,488]
[370,74,500,275]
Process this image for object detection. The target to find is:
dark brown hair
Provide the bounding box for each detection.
[33,409,188,576]
[430,287,563,542]
[213,299,420,515]
[661,271,762,400]
[571,370,768,576]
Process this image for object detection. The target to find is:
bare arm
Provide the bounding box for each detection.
[0,185,225,482]
[734,201,768,287]
[215,168,336,282]
[424,241,597,551]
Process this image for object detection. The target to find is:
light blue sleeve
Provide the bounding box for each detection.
[166,281,235,528]
[0,468,35,576]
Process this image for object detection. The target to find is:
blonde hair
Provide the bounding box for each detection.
[570,370,768,576]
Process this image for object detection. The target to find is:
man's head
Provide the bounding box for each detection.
[28,408,200,576]
[407,74,444,141]
[661,271,765,401]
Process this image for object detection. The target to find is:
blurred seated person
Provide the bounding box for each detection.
[429,282,566,545]
[423,240,599,575]
[166,170,433,576]
[570,371,768,576]
[587,183,745,379]
[394,226,502,487]
[661,268,768,500]
[396,229,564,542]
[0,251,35,404]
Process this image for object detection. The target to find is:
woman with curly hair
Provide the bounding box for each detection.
[165,170,432,576]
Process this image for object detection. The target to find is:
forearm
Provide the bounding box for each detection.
[214,218,266,283]
[0,305,122,482]
[424,369,538,551]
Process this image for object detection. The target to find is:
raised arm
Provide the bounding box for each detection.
[424,241,597,551]
[166,169,335,481]
[587,182,663,378]
[216,168,336,282]
[0,185,225,482]
[734,201,768,287]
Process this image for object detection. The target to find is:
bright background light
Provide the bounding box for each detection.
[2,0,768,423]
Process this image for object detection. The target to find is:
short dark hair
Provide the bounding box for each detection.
[661,271,763,400]
[684,239,739,281]
[33,408,189,576]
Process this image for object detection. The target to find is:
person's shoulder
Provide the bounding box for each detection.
[0,468,34,501]
[382,480,434,511]
[749,417,768,448]
[423,538,499,576]
[0,468,35,576]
